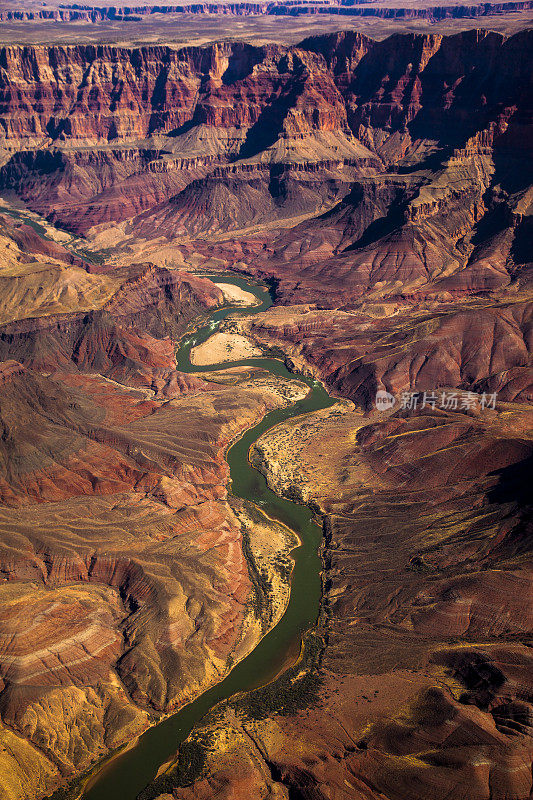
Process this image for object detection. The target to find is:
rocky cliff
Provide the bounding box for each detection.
[1,0,533,22]
[0,210,311,800]
[0,25,531,800]
[0,29,530,275]
[168,397,533,800]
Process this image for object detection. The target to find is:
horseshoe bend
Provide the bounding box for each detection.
[0,10,531,800]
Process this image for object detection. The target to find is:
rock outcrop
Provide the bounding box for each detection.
[0,211,309,799]
[241,299,533,407]
[171,398,533,800]
[1,0,533,23]
[0,25,531,800]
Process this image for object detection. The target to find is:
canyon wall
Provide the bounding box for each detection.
[0,211,309,799]
[1,0,533,22]
[0,25,530,800]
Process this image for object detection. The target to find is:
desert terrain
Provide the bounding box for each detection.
[190,332,262,364]
[1,0,533,46]
[0,7,530,800]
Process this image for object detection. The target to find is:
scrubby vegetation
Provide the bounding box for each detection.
[137,731,214,799]
[47,787,78,800]
[272,552,293,581]
[240,522,273,630]
[231,629,325,720]
[46,749,118,800]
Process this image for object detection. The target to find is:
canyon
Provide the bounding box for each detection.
[0,17,530,800]
[2,0,533,24]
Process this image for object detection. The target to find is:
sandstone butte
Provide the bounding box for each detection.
[0,22,529,800]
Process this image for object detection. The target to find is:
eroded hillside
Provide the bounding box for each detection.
[0,25,530,800]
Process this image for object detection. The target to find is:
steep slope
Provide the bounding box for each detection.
[165,397,533,800]
[0,211,309,800]
[0,26,530,800]
[0,360,307,800]
[238,298,533,406]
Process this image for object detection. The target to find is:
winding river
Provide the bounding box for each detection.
[80,276,335,800]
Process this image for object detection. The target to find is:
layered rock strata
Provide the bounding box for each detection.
[0,217,309,799]
[0,25,531,800]
[164,397,533,800]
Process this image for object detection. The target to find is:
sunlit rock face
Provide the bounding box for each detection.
[0,209,307,799]
[0,30,530,246]
[170,398,533,800]
[0,24,530,800]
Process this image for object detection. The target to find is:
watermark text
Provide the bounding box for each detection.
[375,389,497,412]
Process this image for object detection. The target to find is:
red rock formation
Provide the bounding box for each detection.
[0,29,530,251]
[170,400,532,800]
[0,41,348,145]
[243,300,533,407]
[0,353,304,793]
[1,1,532,22]
[0,264,223,392]
[0,26,530,800]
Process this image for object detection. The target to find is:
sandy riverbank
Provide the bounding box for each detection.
[190,332,262,365]
[215,282,260,307]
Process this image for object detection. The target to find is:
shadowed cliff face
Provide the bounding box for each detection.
[0,29,531,242]
[1,29,528,320]
[0,25,531,800]
[0,41,344,145]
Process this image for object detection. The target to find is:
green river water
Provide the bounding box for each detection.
[80,276,335,800]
